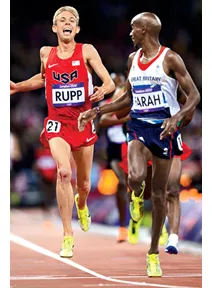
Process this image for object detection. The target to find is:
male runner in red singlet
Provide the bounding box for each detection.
[10,6,115,258]
[78,12,200,276]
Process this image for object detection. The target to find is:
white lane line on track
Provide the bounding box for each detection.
[10,233,197,288]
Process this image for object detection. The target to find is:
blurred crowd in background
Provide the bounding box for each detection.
[10,0,202,210]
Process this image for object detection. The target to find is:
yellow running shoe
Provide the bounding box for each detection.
[128,218,142,245]
[130,181,145,222]
[146,254,162,277]
[75,193,91,232]
[60,236,74,258]
[159,224,169,246]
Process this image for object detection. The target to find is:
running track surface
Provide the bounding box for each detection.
[10,208,202,288]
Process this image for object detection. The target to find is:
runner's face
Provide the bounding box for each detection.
[53,11,79,41]
[130,20,143,48]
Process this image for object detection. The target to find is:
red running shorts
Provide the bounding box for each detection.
[40,117,98,151]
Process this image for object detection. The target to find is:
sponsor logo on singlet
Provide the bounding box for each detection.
[52,82,85,107]
[131,84,168,113]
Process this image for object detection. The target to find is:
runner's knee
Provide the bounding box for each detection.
[77,180,91,194]
[128,169,146,191]
[167,183,180,199]
[58,166,72,183]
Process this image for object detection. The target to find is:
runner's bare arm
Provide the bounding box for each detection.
[168,51,200,112]
[99,85,130,127]
[113,87,130,119]
[10,73,44,95]
[160,51,200,139]
[10,46,51,95]
[83,44,115,102]
[177,85,187,105]
[177,85,195,127]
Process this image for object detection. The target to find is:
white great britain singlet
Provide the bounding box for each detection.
[129,46,180,123]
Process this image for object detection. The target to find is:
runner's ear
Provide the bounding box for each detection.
[76,26,80,34]
[52,25,57,33]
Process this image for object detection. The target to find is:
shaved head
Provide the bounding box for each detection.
[131,12,161,37]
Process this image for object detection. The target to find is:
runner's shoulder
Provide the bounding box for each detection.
[128,51,137,70]
[164,49,182,65]
[128,51,137,61]
[82,43,98,55]
[40,46,53,58]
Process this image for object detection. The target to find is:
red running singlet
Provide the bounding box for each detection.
[40,43,98,150]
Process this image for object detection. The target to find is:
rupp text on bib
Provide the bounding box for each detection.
[52,82,85,107]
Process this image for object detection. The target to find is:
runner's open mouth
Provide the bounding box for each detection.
[63,29,72,35]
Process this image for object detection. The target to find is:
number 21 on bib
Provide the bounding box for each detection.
[46,120,61,133]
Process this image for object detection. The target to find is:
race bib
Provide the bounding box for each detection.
[46,120,61,133]
[52,82,85,107]
[131,84,168,113]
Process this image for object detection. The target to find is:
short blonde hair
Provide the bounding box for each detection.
[53,6,79,25]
